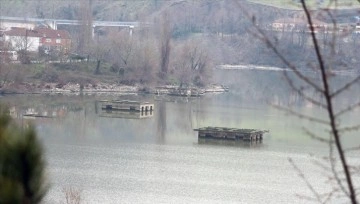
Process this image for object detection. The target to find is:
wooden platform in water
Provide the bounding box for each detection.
[99,109,154,119]
[194,127,268,141]
[22,114,55,119]
[98,100,154,112]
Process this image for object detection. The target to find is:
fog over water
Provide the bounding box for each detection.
[2,70,360,203]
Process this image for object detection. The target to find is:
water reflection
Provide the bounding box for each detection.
[156,101,166,144]
[2,92,358,148]
[0,70,358,148]
[95,99,154,119]
[2,69,360,203]
[98,109,154,119]
[197,138,265,148]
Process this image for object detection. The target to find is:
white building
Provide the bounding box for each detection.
[3,27,40,52]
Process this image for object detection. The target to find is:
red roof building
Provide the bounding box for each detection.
[35,28,71,53]
[3,27,71,53]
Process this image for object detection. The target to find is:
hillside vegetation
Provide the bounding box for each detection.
[248,0,360,9]
[1,0,359,90]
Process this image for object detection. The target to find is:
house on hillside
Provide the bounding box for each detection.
[271,17,328,32]
[2,27,71,53]
[3,27,41,52]
[36,28,71,53]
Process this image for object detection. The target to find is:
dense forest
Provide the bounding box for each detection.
[0,0,359,87]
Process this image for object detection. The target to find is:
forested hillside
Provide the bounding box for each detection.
[1,0,359,87]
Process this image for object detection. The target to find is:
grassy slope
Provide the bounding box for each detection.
[247,0,360,10]
[2,62,118,85]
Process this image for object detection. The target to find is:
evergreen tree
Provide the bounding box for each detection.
[0,106,48,204]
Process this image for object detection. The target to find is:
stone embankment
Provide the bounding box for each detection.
[41,83,138,94]
[0,82,138,94]
[0,82,229,95]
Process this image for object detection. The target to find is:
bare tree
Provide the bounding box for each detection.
[156,101,166,144]
[134,37,158,85]
[106,29,158,85]
[158,12,172,80]
[233,0,359,203]
[0,42,11,88]
[6,29,38,64]
[78,0,93,54]
[172,39,210,87]
[89,37,110,75]
[108,30,135,76]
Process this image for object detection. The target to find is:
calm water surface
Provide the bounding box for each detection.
[2,70,360,203]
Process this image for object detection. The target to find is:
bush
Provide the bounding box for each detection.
[17,50,31,64]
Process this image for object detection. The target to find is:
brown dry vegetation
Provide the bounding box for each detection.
[0,0,359,91]
[0,62,112,93]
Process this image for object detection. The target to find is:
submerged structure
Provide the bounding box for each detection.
[99,100,154,112]
[96,100,154,119]
[99,109,153,119]
[194,127,268,141]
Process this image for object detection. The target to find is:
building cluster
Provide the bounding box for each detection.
[270,13,360,34]
[0,21,71,61]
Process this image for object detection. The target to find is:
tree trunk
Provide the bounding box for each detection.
[95,59,101,74]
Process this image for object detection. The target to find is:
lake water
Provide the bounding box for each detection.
[1,70,359,203]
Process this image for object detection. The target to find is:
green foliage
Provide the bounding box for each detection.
[0,106,48,204]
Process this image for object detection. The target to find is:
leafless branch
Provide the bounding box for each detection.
[301,1,358,202]
[331,75,360,98]
[289,158,323,203]
[313,158,332,172]
[338,124,360,133]
[260,30,324,92]
[233,1,324,93]
[335,101,360,117]
[344,146,360,152]
[295,194,321,202]
[232,0,359,202]
[302,127,332,143]
[348,165,360,174]
[323,188,341,203]
[283,72,327,109]
[273,104,329,125]
[329,135,350,197]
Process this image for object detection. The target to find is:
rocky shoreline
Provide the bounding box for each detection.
[0,82,229,95]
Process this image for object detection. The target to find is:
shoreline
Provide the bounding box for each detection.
[0,82,137,95]
[0,82,229,96]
